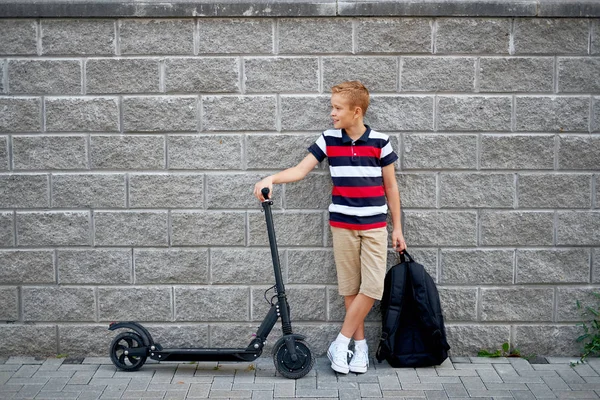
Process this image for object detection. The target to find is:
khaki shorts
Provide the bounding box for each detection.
[331,226,388,300]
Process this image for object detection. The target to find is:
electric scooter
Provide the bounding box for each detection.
[107,188,314,379]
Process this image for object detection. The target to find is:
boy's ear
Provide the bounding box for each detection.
[354,106,363,117]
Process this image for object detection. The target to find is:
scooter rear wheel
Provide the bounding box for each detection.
[273,339,314,379]
[109,331,147,371]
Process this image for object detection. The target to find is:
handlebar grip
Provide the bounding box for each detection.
[261,188,270,200]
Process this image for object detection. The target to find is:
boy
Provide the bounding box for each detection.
[254,81,406,374]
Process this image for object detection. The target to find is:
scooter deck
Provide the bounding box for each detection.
[150,348,260,362]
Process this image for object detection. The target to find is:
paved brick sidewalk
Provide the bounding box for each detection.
[0,355,598,399]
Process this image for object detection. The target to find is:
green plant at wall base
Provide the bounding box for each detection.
[572,293,600,366]
[478,342,522,358]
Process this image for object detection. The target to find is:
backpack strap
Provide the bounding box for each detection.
[410,263,439,331]
[376,252,409,362]
[410,263,450,352]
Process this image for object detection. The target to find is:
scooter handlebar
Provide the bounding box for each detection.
[260,188,269,200]
[261,187,270,200]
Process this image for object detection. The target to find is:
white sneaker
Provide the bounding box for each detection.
[349,344,369,373]
[327,341,353,374]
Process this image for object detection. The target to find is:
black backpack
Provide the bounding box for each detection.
[376,251,450,368]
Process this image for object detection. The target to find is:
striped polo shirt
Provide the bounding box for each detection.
[307,125,398,230]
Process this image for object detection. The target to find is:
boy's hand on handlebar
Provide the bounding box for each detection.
[254,177,273,201]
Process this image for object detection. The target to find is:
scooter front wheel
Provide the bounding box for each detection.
[272,339,314,379]
[109,331,147,371]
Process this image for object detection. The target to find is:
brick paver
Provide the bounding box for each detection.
[0,356,597,399]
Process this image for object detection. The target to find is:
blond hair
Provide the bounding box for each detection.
[331,81,370,115]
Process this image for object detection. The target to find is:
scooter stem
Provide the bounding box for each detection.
[261,188,293,335]
[261,188,284,293]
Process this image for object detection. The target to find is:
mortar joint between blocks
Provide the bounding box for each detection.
[240,56,246,95]
[435,171,440,209]
[167,209,172,248]
[131,247,135,285]
[245,211,249,247]
[433,95,438,132]
[90,209,95,247]
[273,19,279,55]
[2,59,7,95]
[474,57,480,93]
[94,286,99,324]
[431,19,437,55]
[398,56,402,92]
[276,94,281,132]
[511,95,516,132]
[41,96,46,133]
[125,173,130,208]
[318,56,323,94]
[509,18,515,55]
[509,325,516,350]
[12,209,17,247]
[476,132,481,171]
[202,169,208,210]
[36,19,42,56]
[552,286,559,323]
[115,20,121,56]
[553,210,558,247]
[514,173,519,210]
[589,94,594,134]
[513,248,517,285]
[591,248,595,283]
[554,134,559,171]
[159,59,165,93]
[54,325,60,355]
[553,56,559,94]
[194,19,200,56]
[436,247,441,285]
[589,19,593,55]
[48,173,53,209]
[592,173,597,209]
[171,286,175,322]
[118,96,124,134]
[81,59,86,96]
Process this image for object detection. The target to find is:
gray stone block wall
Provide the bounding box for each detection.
[0,13,599,359]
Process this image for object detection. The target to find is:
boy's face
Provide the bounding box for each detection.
[330,93,361,130]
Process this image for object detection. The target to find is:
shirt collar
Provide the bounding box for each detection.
[341,125,371,144]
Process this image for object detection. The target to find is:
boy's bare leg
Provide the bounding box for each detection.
[343,295,365,340]
[340,293,375,339]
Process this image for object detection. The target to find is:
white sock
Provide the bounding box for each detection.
[354,339,368,350]
[335,333,351,346]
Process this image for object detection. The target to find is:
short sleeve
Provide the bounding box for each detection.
[307,133,327,162]
[380,139,398,167]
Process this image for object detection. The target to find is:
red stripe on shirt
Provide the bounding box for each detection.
[329,220,387,230]
[332,186,385,198]
[327,145,381,158]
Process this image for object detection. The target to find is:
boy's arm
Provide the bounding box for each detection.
[382,163,407,252]
[254,153,320,201]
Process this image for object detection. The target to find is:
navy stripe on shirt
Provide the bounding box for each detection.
[328,157,381,168]
[329,212,387,225]
[332,195,387,208]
